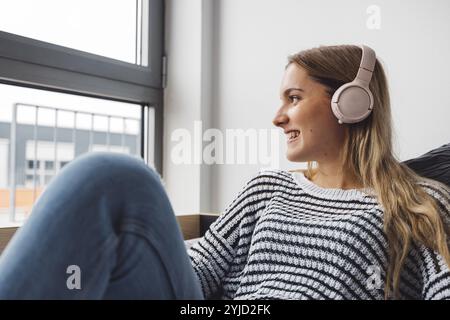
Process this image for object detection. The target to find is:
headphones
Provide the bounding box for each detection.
[331,45,376,124]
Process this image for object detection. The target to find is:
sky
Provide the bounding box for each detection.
[0,0,137,63]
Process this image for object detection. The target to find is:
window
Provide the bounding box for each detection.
[25,175,34,185]
[27,160,39,170]
[0,1,163,227]
[24,141,76,188]
[0,0,164,102]
[0,0,148,66]
[0,83,156,226]
[44,161,54,171]
[0,0,163,174]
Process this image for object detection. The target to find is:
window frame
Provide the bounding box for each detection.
[0,0,164,175]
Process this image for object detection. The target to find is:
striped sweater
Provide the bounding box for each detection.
[187,169,450,300]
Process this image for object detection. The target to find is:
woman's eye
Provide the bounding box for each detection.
[288,95,301,104]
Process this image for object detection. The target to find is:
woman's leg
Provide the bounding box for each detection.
[0,152,204,299]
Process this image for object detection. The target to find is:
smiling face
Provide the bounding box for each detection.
[272,63,348,164]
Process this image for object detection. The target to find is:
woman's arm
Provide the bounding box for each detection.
[187,169,282,299]
[419,182,450,299]
[420,246,450,300]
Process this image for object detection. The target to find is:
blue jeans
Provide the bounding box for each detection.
[0,152,204,299]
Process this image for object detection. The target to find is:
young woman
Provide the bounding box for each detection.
[0,45,448,300]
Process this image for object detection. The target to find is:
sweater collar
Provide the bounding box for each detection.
[290,170,377,202]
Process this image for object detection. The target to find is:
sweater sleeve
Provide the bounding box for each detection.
[187,169,279,299]
[419,181,450,300]
[420,246,450,300]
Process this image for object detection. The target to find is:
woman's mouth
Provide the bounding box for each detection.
[286,130,301,144]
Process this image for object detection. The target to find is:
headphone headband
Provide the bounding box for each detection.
[355,45,376,86]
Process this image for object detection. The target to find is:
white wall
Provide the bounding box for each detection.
[164,0,212,215]
[164,0,450,214]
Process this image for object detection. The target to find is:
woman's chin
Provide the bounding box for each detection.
[286,149,303,162]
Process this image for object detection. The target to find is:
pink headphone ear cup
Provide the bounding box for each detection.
[331,83,373,124]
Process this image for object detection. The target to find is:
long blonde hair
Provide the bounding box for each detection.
[287,45,450,299]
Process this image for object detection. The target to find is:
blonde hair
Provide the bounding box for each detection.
[287,45,450,299]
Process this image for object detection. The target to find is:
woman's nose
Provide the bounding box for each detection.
[272,111,289,128]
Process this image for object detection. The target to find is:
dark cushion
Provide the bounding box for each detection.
[403,143,450,188]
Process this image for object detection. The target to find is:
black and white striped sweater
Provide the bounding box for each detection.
[187,169,450,300]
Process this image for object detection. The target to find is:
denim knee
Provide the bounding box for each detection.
[31,151,167,228]
[62,152,162,188]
